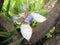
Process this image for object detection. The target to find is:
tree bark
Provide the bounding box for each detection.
[55,18,60,34]
[42,18,60,45]
[27,0,60,44]
[43,33,60,45]
[0,15,16,32]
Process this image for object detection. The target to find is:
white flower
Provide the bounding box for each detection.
[19,12,46,23]
[20,24,32,41]
[31,13,46,23]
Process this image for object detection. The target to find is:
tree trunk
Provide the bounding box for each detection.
[55,18,60,34]
[27,0,60,44]
[0,15,16,32]
[42,14,60,45]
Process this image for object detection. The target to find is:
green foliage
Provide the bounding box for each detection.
[1,30,18,44]
[14,0,23,14]
[16,37,24,45]
[46,27,55,38]
[0,32,10,37]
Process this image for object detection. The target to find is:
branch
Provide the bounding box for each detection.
[0,15,22,45]
[28,0,60,44]
[0,15,16,31]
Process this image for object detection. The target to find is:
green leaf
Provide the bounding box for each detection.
[14,0,23,14]
[0,32,10,37]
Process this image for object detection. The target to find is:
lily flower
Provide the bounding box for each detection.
[19,12,46,41]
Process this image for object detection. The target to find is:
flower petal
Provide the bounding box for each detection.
[12,16,17,22]
[22,4,28,10]
[31,13,46,23]
[25,15,33,23]
[20,24,32,41]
